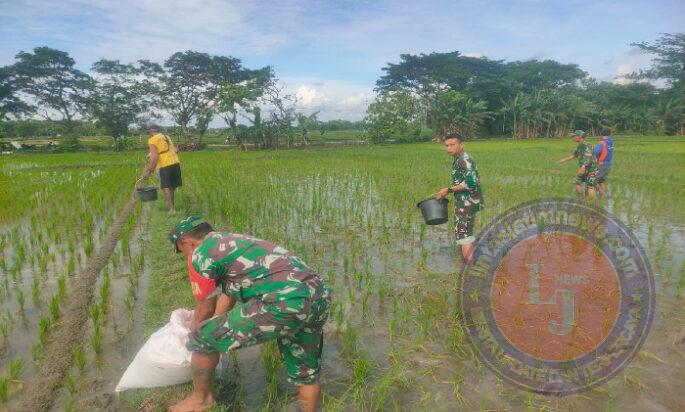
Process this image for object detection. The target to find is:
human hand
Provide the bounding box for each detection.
[436,188,449,199]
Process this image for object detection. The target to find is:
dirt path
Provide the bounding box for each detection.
[15,194,140,412]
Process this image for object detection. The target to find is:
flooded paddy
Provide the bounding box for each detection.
[1,138,684,411]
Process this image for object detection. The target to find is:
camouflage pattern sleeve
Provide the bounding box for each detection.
[451,158,465,186]
[461,157,479,192]
[191,236,226,281]
[578,143,593,167]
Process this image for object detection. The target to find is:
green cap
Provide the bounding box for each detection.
[573,130,585,137]
[168,215,207,253]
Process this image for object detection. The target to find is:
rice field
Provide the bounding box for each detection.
[0,136,684,411]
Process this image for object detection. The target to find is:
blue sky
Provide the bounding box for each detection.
[1,0,683,120]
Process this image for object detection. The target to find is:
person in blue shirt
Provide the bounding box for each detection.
[593,129,614,197]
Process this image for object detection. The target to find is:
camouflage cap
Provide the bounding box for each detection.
[169,215,207,253]
[573,130,585,137]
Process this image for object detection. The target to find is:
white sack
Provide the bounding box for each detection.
[115,308,195,392]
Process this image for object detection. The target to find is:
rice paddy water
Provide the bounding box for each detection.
[0,136,683,411]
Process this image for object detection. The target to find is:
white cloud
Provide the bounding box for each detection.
[283,78,374,121]
[611,47,655,85]
[462,52,486,58]
[295,86,330,107]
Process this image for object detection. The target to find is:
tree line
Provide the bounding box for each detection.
[364,33,685,142]
[1,33,683,149]
[0,48,346,149]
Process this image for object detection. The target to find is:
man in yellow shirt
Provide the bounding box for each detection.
[138,124,182,213]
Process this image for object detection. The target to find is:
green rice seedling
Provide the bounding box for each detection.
[372,368,405,411]
[91,326,103,353]
[89,303,102,326]
[10,266,20,283]
[335,304,345,333]
[2,277,8,298]
[66,256,76,276]
[262,341,283,407]
[39,254,48,274]
[50,294,60,321]
[352,357,372,385]
[0,377,8,403]
[38,315,51,345]
[7,358,23,380]
[31,277,41,304]
[31,343,42,361]
[341,321,359,360]
[100,273,111,309]
[73,347,86,373]
[124,295,134,318]
[362,278,373,317]
[57,275,67,300]
[0,320,9,339]
[16,290,25,312]
[84,237,94,257]
[676,264,685,298]
[64,372,77,394]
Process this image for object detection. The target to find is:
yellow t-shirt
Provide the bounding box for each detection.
[148,133,180,169]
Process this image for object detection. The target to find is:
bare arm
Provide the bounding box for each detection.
[214,294,236,316]
[190,296,217,331]
[436,184,467,200]
[557,155,575,164]
[140,144,159,180]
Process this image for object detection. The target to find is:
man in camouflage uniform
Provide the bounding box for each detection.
[436,132,483,263]
[557,130,598,201]
[168,216,331,412]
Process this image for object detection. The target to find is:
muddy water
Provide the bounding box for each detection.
[4,167,680,410]
[48,203,153,411]
[270,176,685,411]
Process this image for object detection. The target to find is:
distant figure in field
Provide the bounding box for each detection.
[435,132,483,264]
[593,129,614,197]
[137,124,182,213]
[557,130,597,201]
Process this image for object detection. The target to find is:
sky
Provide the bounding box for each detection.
[1,0,683,122]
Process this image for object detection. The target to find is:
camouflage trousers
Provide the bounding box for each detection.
[573,169,598,187]
[596,164,611,184]
[455,203,480,245]
[187,283,331,385]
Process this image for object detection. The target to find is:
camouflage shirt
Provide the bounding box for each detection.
[191,232,321,303]
[451,151,483,211]
[573,142,599,172]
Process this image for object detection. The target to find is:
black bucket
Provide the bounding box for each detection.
[136,186,158,202]
[417,198,448,225]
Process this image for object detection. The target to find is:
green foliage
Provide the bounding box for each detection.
[90,326,103,353]
[7,358,23,380]
[428,90,490,138]
[372,39,685,137]
[73,347,87,373]
[85,59,161,150]
[64,372,77,394]
[0,377,7,403]
[161,51,272,132]
[49,294,60,321]
[364,91,424,143]
[0,65,32,121]
[38,315,51,345]
[13,47,91,132]
[630,33,685,89]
